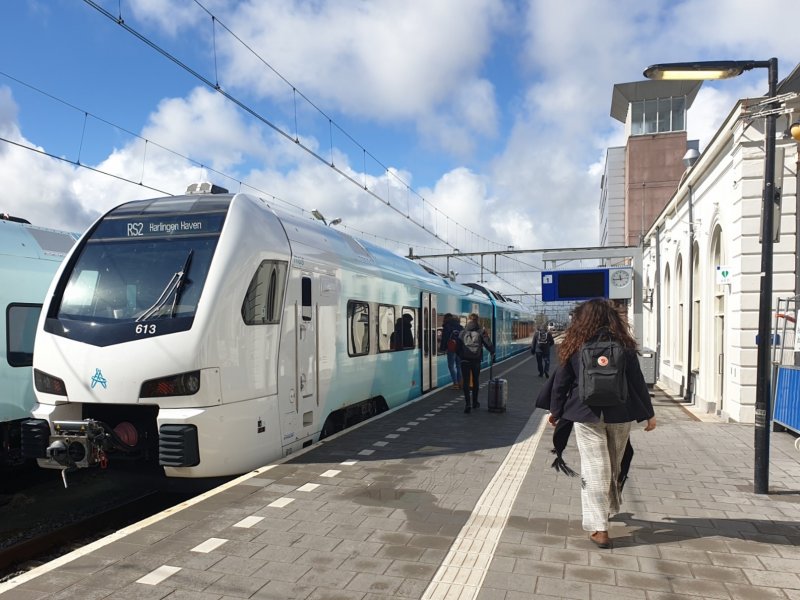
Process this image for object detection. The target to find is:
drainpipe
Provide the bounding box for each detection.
[795,147,800,366]
[655,225,662,383]
[684,183,695,402]
[681,148,699,402]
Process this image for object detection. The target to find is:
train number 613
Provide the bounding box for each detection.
[135,324,157,335]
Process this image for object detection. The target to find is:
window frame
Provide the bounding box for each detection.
[400,306,417,350]
[347,300,370,357]
[241,259,289,325]
[377,304,396,353]
[6,303,43,367]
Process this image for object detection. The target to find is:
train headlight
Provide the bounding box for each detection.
[140,370,201,397]
[34,369,68,396]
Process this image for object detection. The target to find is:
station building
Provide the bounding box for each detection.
[600,63,800,423]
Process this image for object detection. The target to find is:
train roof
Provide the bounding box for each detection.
[0,219,79,261]
[266,200,494,303]
[101,188,527,312]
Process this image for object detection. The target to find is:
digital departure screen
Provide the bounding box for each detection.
[558,271,605,299]
[91,213,226,240]
[541,269,610,301]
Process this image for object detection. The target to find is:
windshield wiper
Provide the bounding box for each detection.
[136,250,194,322]
[170,250,193,317]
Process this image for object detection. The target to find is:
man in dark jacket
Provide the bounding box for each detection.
[532,327,555,377]
[458,313,494,413]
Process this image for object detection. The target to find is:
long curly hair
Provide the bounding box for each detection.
[558,298,637,362]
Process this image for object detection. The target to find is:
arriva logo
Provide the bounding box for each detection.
[90,368,108,389]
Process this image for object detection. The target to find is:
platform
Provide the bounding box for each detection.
[2,353,800,600]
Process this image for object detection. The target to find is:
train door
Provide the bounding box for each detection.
[295,275,317,431]
[421,292,437,392]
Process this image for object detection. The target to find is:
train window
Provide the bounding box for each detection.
[396,307,416,350]
[347,301,369,356]
[301,277,312,321]
[378,305,395,352]
[6,303,42,367]
[58,237,217,322]
[436,313,445,356]
[242,260,288,325]
[422,307,428,355]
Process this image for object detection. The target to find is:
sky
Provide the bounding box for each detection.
[1,0,799,306]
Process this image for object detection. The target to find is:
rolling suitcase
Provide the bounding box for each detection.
[487,358,507,412]
[487,378,507,412]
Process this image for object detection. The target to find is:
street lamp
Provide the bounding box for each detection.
[311,209,342,227]
[644,59,779,494]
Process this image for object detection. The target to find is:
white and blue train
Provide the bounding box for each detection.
[1,216,78,468]
[23,184,534,479]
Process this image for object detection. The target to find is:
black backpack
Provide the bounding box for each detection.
[578,331,628,407]
[460,329,483,360]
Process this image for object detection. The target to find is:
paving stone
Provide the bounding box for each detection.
[6,372,800,600]
[669,576,733,598]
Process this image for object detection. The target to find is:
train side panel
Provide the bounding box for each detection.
[26,189,533,479]
[1,220,77,467]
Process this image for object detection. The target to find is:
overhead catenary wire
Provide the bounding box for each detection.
[6,4,540,301]
[81,0,508,255]
[76,1,537,298]
[0,70,477,262]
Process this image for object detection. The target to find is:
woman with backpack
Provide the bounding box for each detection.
[458,313,494,413]
[440,313,463,390]
[548,298,656,549]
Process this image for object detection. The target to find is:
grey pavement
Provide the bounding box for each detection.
[2,353,799,600]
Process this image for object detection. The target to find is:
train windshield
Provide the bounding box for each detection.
[57,236,217,323]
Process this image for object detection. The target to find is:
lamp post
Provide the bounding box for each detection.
[644,59,779,494]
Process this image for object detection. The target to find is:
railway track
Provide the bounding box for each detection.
[0,465,206,583]
[0,490,182,580]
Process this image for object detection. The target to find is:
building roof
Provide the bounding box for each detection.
[610,80,703,123]
[778,62,800,94]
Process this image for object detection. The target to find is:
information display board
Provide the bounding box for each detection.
[541,267,633,301]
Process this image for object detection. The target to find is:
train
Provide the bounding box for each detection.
[22,183,534,481]
[1,216,78,469]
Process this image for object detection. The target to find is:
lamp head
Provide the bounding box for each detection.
[790,122,800,143]
[644,60,751,81]
[311,209,327,225]
[329,218,342,227]
[682,148,700,168]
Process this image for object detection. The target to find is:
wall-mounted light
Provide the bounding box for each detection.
[790,121,800,142]
[683,148,700,169]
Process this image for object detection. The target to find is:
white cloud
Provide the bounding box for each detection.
[4,0,800,301]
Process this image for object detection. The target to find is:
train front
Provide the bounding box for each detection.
[22,185,278,481]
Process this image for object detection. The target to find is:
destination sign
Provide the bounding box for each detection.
[92,213,226,239]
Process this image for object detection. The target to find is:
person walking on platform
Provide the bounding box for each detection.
[532,326,555,377]
[548,298,656,549]
[458,313,494,413]
[441,313,463,390]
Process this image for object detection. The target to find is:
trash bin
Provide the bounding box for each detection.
[638,348,657,386]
